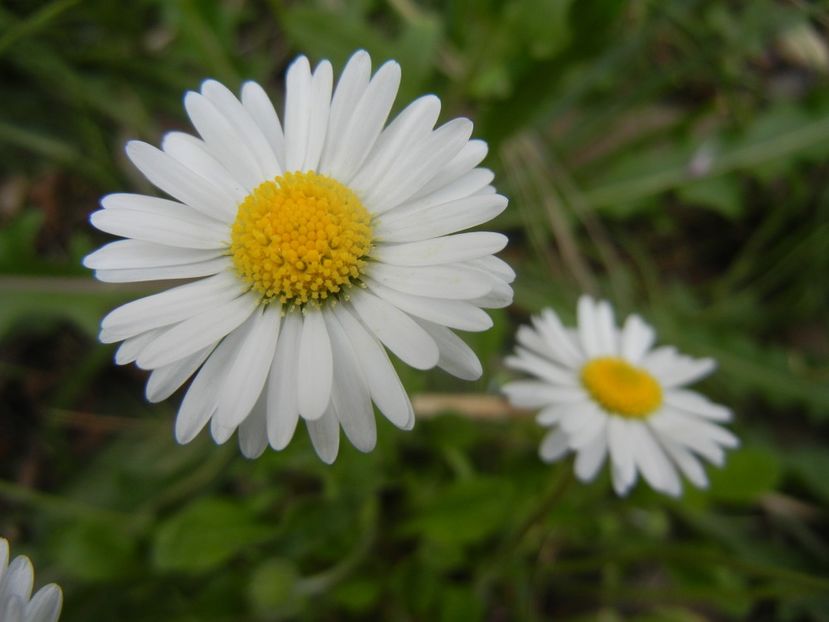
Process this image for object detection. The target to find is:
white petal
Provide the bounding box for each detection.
[145,344,214,403]
[241,80,286,170]
[94,256,230,283]
[664,389,732,422]
[25,584,62,622]
[325,60,401,182]
[468,255,515,284]
[91,195,228,249]
[620,313,655,364]
[643,348,717,388]
[136,293,258,369]
[410,139,488,200]
[502,380,588,409]
[306,407,340,464]
[99,271,242,343]
[375,194,508,243]
[325,310,376,452]
[594,300,618,356]
[174,327,246,443]
[266,312,302,449]
[0,538,9,579]
[283,55,313,172]
[161,131,248,202]
[213,304,281,433]
[201,79,281,179]
[650,410,728,466]
[361,117,472,211]
[366,278,492,332]
[659,436,709,489]
[297,309,333,420]
[372,232,507,267]
[184,91,263,190]
[125,141,236,221]
[84,239,223,270]
[414,319,482,381]
[348,289,438,370]
[629,423,682,497]
[3,595,24,622]
[531,309,583,368]
[536,405,569,426]
[574,424,608,482]
[577,295,603,359]
[380,167,493,220]
[114,329,161,365]
[238,388,268,459]
[302,60,333,172]
[560,403,605,448]
[539,428,570,462]
[319,50,371,175]
[0,556,33,602]
[333,303,414,429]
[350,95,441,203]
[608,417,637,496]
[465,276,513,309]
[367,263,491,300]
[504,347,577,386]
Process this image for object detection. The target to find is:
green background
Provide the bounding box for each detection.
[1,0,828,620]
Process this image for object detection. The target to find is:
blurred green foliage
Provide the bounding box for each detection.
[1,0,828,620]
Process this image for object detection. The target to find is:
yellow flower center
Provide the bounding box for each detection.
[580,357,662,418]
[230,171,373,306]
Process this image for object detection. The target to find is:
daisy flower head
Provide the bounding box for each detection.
[502,296,739,497]
[0,539,62,622]
[84,50,513,463]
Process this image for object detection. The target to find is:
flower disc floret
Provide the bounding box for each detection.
[581,356,662,418]
[231,171,372,305]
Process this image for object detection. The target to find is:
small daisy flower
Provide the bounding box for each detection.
[0,539,62,622]
[84,50,512,463]
[502,296,738,497]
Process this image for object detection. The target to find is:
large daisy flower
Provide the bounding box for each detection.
[502,296,738,497]
[84,50,512,462]
[0,539,62,622]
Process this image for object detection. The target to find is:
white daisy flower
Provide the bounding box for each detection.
[0,539,62,622]
[502,296,738,497]
[84,50,513,463]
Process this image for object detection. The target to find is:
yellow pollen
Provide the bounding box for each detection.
[580,357,662,419]
[230,171,373,306]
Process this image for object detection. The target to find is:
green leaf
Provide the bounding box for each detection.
[152,497,271,574]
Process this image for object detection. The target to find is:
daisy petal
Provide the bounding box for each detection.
[83,239,223,270]
[201,79,281,178]
[608,417,637,496]
[161,131,248,202]
[302,60,334,172]
[629,423,682,497]
[415,319,483,381]
[266,312,302,449]
[94,256,229,283]
[333,303,414,430]
[574,424,608,482]
[214,304,281,432]
[372,232,507,267]
[25,584,62,622]
[410,139,488,200]
[368,263,492,300]
[319,50,371,174]
[306,407,340,464]
[325,60,401,182]
[284,55,313,172]
[145,344,214,403]
[577,295,603,358]
[325,310,376,452]
[297,309,333,420]
[365,278,492,332]
[664,389,732,421]
[136,292,258,370]
[125,140,237,222]
[241,80,286,169]
[502,380,587,409]
[238,389,268,459]
[348,289,439,370]
[175,327,246,444]
[620,313,655,364]
[539,428,570,462]
[99,271,241,343]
